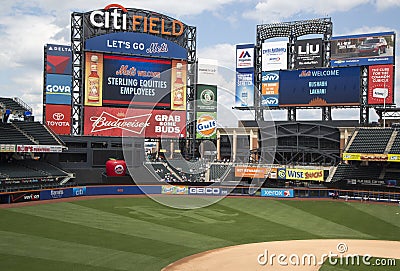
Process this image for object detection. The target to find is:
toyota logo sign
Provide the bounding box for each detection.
[52,112,65,121]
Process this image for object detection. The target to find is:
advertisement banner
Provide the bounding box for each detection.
[85,32,188,59]
[197,58,218,85]
[236,44,254,69]
[196,84,217,112]
[188,187,221,196]
[261,71,279,107]
[342,153,361,161]
[235,72,254,107]
[10,192,40,203]
[234,166,267,178]
[330,32,395,67]
[170,60,187,110]
[261,188,294,198]
[285,169,324,181]
[72,187,87,197]
[277,168,286,179]
[388,154,400,162]
[368,65,394,105]
[45,104,71,135]
[84,52,104,106]
[0,144,16,152]
[45,74,72,105]
[40,188,73,200]
[45,44,72,75]
[102,54,173,108]
[161,185,188,195]
[196,112,217,139]
[279,67,360,107]
[16,145,63,153]
[294,38,323,69]
[262,41,288,71]
[84,107,186,138]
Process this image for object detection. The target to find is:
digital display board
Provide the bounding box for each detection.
[261,71,279,107]
[279,67,360,107]
[330,32,395,67]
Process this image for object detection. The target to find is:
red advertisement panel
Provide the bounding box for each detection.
[368,65,394,105]
[84,107,186,138]
[45,104,71,135]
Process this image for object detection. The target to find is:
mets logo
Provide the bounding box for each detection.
[278,169,286,179]
[197,114,217,137]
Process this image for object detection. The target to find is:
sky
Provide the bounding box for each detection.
[1,0,400,126]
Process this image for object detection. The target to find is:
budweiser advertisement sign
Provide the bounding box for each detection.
[45,104,71,135]
[84,107,186,138]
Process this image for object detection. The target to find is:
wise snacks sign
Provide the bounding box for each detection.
[278,168,324,182]
[83,107,186,138]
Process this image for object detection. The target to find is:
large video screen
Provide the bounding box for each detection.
[279,67,360,107]
[84,52,187,110]
[330,32,395,67]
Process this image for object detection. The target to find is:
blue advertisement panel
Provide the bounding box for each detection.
[261,188,294,198]
[40,188,73,200]
[46,44,72,75]
[279,67,360,107]
[85,32,188,60]
[236,44,254,107]
[85,185,160,196]
[45,74,72,105]
[330,32,395,67]
[72,187,87,197]
[235,72,254,107]
[261,71,279,107]
[102,54,172,108]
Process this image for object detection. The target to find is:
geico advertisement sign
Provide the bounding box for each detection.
[188,187,221,195]
[84,107,186,138]
[285,169,324,181]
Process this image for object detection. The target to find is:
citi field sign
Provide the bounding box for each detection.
[88,4,184,37]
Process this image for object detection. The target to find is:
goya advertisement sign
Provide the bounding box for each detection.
[45,74,72,105]
[279,67,360,107]
[196,112,217,139]
[330,32,395,67]
[84,107,186,138]
[85,32,187,59]
[196,84,217,112]
[368,65,394,105]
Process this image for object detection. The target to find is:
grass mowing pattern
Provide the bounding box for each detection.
[0,197,399,270]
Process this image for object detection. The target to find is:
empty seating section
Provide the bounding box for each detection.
[209,163,231,181]
[389,133,400,154]
[331,163,382,182]
[0,160,69,180]
[0,97,26,113]
[0,123,35,145]
[347,129,393,154]
[13,121,61,145]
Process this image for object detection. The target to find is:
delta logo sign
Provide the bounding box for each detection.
[46,44,72,75]
[88,4,184,36]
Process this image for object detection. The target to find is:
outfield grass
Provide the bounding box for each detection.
[0,197,399,270]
